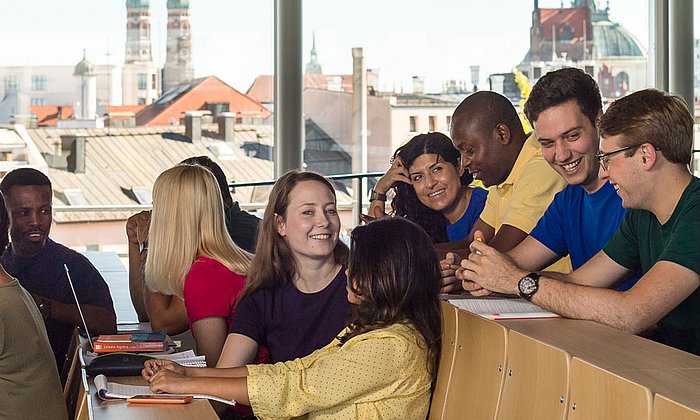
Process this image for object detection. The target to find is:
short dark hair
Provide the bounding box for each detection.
[598,89,693,165]
[0,168,52,251]
[344,217,441,376]
[525,67,602,127]
[180,156,233,208]
[0,167,52,196]
[452,91,523,138]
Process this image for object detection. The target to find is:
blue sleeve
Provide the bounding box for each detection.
[530,190,568,257]
[467,187,488,230]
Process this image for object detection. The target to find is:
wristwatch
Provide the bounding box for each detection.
[518,272,540,301]
[38,298,52,320]
[369,189,387,202]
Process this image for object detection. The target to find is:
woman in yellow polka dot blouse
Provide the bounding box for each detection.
[144,217,442,419]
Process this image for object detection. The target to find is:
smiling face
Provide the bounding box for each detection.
[598,134,643,209]
[276,180,340,264]
[5,185,52,257]
[451,121,508,187]
[408,153,464,216]
[534,100,603,193]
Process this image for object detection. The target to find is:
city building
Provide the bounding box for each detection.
[519,0,647,100]
[123,0,160,105]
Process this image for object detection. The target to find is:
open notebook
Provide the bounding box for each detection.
[94,374,236,406]
[446,295,560,320]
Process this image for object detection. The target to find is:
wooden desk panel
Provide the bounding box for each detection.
[89,376,218,420]
[499,318,700,371]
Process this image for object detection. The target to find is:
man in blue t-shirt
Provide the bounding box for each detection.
[460,89,700,355]
[463,68,637,297]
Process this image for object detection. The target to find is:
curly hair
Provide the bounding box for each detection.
[390,132,473,243]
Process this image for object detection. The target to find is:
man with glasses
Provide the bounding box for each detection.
[462,68,638,298]
[460,89,700,355]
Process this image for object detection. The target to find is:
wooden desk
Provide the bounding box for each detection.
[499,318,700,371]
[499,318,700,414]
[88,376,218,419]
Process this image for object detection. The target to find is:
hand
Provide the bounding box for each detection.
[148,369,191,394]
[126,211,151,245]
[374,155,409,195]
[439,252,463,294]
[359,213,376,225]
[142,359,185,382]
[459,236,526,295]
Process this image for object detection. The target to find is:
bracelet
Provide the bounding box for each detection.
[369,189,387,202]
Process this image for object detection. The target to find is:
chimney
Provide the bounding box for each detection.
[412,76,425,94]
[218,112,235,142]
[184,111,202,142]
[62,134,86,173]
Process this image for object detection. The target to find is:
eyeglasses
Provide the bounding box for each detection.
[595,145,640,171]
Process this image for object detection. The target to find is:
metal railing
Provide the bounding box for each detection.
[52,171,386,220]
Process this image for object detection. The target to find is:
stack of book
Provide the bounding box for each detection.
[93,332,170,353]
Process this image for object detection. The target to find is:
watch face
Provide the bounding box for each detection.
[519,277,537,295]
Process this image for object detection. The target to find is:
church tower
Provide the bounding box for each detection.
[125,0,152,63]
[162,0,194,92]
[122,0,160,105]
[305,32,322,74]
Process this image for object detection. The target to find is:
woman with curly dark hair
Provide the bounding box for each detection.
[367,132,487,244]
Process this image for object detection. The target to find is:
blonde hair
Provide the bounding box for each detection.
[145,164,251,297]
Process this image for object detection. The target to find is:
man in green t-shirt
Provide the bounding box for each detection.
[458,89,700,356]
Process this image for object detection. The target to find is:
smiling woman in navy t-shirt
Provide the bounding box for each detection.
[219,170,350,366]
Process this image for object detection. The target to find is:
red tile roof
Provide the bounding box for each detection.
[104,105,147,115]
[539,7,588,42]
[30,105,73,126]
[136,75,271,126]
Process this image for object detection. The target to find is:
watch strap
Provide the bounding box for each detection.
[369,189,387,202]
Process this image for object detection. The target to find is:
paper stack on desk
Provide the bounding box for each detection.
[94,374,236,406]
[448,296,560,320]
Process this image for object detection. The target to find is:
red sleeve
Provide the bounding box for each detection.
[183,257,246,328]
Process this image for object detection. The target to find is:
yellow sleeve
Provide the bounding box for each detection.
[500,159,565,234]
[247,332,415,418]
[478,187,498,229]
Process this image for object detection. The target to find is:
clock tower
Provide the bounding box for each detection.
[162,0,194,92]
[125,0,152,64]
[122,0,160,105]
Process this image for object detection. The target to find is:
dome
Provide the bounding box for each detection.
[167,0,189,9]
[126,0,149,9]
[592,21,646,58]
[73,56,96,77]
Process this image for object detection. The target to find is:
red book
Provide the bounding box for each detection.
[93,333,169,353]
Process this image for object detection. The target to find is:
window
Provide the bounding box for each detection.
[31,97,47,106]
[4,76,17,90]
[446,115,452,129]
[31,75,47,91]
[409,116,417,133]
[533,67,542,79]
[138,97,146,105]
[137,73,147,90]
[151,73,157,90]
[429,116,437,132]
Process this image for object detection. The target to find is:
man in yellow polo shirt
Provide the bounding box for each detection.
[445,91,568,282]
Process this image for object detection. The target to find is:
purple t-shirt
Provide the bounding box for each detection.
[228,267,349,362]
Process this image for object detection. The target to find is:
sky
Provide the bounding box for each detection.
[1,1,697,94]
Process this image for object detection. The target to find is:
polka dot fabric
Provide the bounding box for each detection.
[247,322,432,419]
